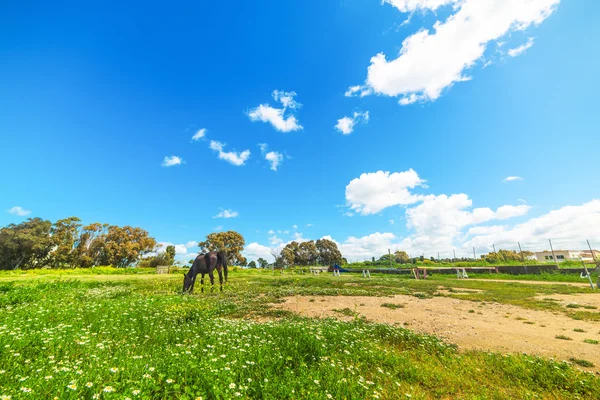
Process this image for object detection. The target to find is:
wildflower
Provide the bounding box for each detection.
[166,379,174,384]
[67,384,77,390]
[229,383,236,389]
[92,395,100,399]
[1,395,12,400]
[264,378,268,383]
[195,397,203,400]
[327,394,332,399]
[148,367,155,372]
[103,386,115,393]
[13,353,20,357]
[86,382,93,388]
[235,393,241,397]
[143,374,151,379]
[132,390,140,395]
[247,378,252,382]
[110,367,119,373]
[314,380,320,385]
[0,371,5,374]
[20,388,31,393]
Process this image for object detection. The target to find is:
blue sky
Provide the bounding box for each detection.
[2,0,599,263]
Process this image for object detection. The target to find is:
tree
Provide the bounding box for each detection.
[248,260,257,268]
[282,241,300,266]
[0,218,53,270]
[239,258,248,267]
[394,251,410,264]
[73,223,109,268]
[198,230,246,266]
[297,241,318,265]
[315,238,343,266]
[164,245,176,265]
[49,217,82,268]
[257,258,268,268]
[93,225,156,268]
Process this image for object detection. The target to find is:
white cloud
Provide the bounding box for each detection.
[185,241,197,249]
[267,229,275,235]
[383,0,455,13]
[247,90,303,132]
[306,223,313,227]
[335,111,370,135]
[191,128,207,141]
[389,219,395,224]
[466,225,505,236]
[269,235,283,245]
[214,208,239,219]
[258,143,284,171]
[336,232,399,261]
[351,0,559,104]
[504,176,524,182]
[345,169,425,215]
[265,151,283,171]
[464,200,600,253]
[8,206,31,216]
[405,194,531,250]
[162,156,183,167]
[243,242,275,263]
[209,141,250,166]
[214,226,224,232]
[496,204,531,220]
[293,225,298,229]
[508,37,535,57]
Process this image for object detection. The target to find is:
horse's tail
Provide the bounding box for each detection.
[218,251,228,283]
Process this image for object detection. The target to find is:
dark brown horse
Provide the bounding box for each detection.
[183,251,228,293]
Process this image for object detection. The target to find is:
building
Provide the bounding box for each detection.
[534,249,600,263]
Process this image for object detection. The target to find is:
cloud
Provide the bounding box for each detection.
[191,128,207,141]
[306,224,313,227]
[464,200,600,253]
[350,0,559,104]
[243,242,275,263]
[162,156,183,167]
[504,176,524,182]
[405,194,531,250]
[269,235,283,245]
[345,169,425,215]
[210,141,250,166]
[335,111,370,135]
[154,241,199,262]
[247,90,303,132]
[293,225,298,229]
[258,143,284,171]
[214,208,239,219]
[508,37,535,57]
[244,199,598,261]
[8,206,31,216]
[267,229,275,235]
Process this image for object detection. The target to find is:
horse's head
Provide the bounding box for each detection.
[182,272,194,293]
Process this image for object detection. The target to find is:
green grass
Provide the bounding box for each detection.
[584,339,599,345]
[380,303,405,310]
[0,270,599,399]
[555,335,573,341]
[569,358,595,368]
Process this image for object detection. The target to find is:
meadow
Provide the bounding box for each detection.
[1,269,599,399]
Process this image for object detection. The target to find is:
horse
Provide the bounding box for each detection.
[182,251,228,293]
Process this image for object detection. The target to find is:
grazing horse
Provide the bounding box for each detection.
[183,251,228,293]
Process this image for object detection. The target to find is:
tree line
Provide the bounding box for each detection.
[0,217,156,270]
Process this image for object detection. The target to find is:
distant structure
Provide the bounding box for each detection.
[534,250,600,263]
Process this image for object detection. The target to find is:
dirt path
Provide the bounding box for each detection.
[467,278,594,288]
[274,294,600,372]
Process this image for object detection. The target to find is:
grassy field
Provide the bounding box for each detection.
[1,269,599,399]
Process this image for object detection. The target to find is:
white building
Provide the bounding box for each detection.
[534,249,600,263]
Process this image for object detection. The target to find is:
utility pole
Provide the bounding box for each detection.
[388,248,392,269]
[473,247,476,260]
[549,239,558,266]
[518,242,524,263]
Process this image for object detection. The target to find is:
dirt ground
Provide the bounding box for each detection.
[274,293,600,372]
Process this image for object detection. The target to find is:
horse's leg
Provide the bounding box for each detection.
[217,266,224,292]
[208,268,215,292]
[200,273,205,293]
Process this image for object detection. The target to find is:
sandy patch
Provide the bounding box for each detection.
[275,294,600,371]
